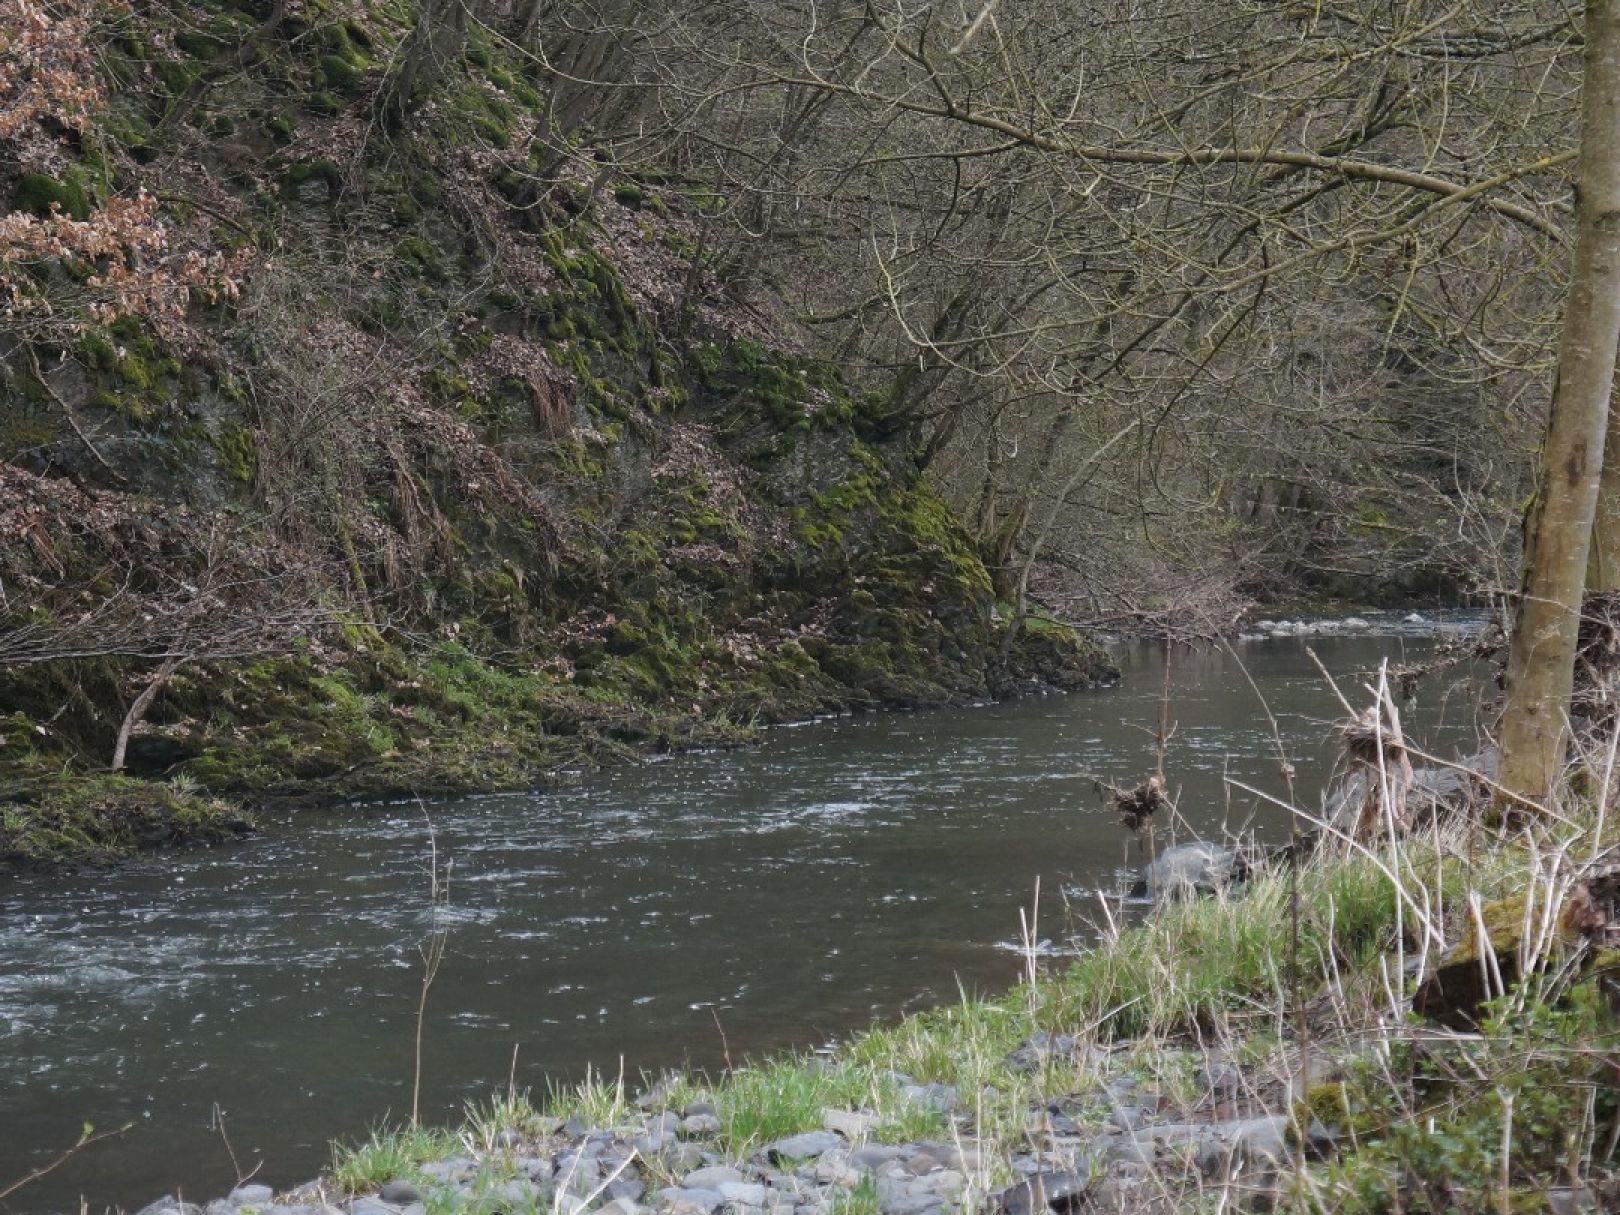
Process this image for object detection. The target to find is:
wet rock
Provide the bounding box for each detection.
[994,1171,1091,1215]
[378,1181,420,1206]
[1131,841,1247,901]
[764,1131,841,1164]
[822,1108,878,1139]
[230,1187,276,1208]
[679,1114,723,1139]
[134,1196,181,1215]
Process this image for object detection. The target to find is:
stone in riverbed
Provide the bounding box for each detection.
[1131,841,1247,901]
[378,1181,420,1205]
[347,1199,400,1215]
[717,1182,768,1206]
[230,1187,276,1208]
[763,1131,841,1164]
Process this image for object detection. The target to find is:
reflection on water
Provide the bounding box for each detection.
[0,617,1488,1212]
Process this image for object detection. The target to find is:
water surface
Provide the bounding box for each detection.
[0,619,1488,1212]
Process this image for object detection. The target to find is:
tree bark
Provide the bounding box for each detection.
[1497,0,1620,809]
[112,656,183,773]
[1587,376,1620,591]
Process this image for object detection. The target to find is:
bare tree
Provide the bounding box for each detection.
[1497,0,1620,808]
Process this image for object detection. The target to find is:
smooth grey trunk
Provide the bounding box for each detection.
[1497,0,1620,808]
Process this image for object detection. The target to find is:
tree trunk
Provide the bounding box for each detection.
[112,656,183,773]
[1497,0,1620,809]
[1587,376,1620,591]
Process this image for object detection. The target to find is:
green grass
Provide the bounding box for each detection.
[330,1125,459,1193]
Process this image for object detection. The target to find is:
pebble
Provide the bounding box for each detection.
[821,1108,877,1139]
[764,1131,841,1163]
[683,1166,745,1190]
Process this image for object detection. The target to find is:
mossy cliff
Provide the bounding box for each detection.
[0,0,1113,867]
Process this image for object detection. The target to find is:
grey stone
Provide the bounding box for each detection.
[420,1158,477,1184]
[679,1114,723,1139]
[378,1182,420,1206]
[657,1142,707,1172]
[348,1199,399,1215]
[655,1187,725,1214]
[1108,1105,1145,1131]
[562,1115,592,1139]
[813,1151,860,1188]
[133,1195,180,1215]
[911,1171,963,1199]
[821,1108,878,1139]
[598,1201,646,1215]
[994,1170,1090,1215]
[606,1178,648,1203]
[1196,1059,1243,1099]
[1135,841,1246,901]
[764,1131,841,1164]
[517,1157,553,1181]
[203,1200,234,1215]
[683,1101,718,1119]
[647,1111,683,1137]
[231,1189,276,1209]
[633,1133,669,1156]
[898,1084,956,1111]
[683,1167,745,1191]
[716,1183,767,1206]
[879,1196,943,1215]
[848,1146,905,1173]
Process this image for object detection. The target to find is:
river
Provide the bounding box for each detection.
[1,617,1489,1212]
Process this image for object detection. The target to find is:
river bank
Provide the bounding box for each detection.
[2,622,1505,1213]
[108,807,1620,1215]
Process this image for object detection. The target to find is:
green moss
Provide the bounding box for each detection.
[213,422,256,483]
[396,234,447,282]
[0,770,251,867]
[316,53,365,93]
[281,159,343,201]
[13,172,91,221]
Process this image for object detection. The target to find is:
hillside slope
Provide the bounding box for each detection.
[0,0,1113,865]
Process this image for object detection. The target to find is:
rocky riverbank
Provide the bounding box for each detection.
[109,808,1620,1215]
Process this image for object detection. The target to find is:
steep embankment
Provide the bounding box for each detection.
[0,0,1112,865]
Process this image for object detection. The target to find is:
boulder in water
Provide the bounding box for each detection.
[1129,842,1248,901]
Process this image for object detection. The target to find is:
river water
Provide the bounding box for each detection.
[1,617,1489,1212]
